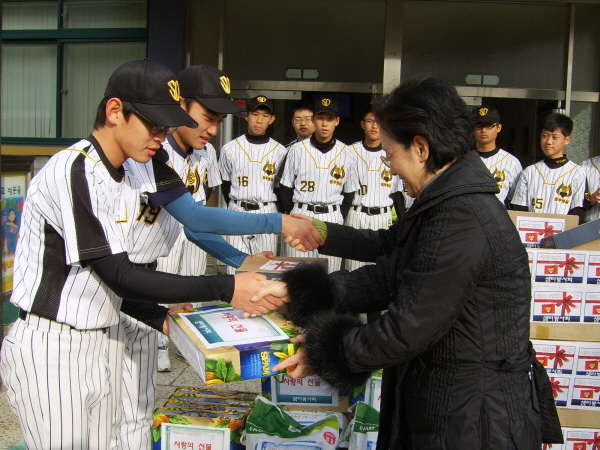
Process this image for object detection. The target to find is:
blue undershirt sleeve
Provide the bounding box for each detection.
[163,192,282,235]
[183,227,249,268]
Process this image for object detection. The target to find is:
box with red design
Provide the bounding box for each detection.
[548,376,572,408]
[533,251,587,284]
[584,292,600,323]
[570,377,600,409]
[575,344,600,377]
[531,289,583,322]
[533,340,577,374]
[236,254,328,280]
[586,254,600,285]
[508,211,578,248]
[563,428,600,449]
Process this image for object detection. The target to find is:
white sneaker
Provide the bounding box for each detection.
[157,346,171,372]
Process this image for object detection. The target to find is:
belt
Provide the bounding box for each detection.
[233,200,272,211]
[354,206,389,215]
[19,308,107,333]
[134,260,158,270]
[297,203,338,214]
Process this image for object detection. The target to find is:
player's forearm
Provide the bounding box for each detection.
[163,193,282,235]
[120,299,168,332]
[91,252,235,304]
[184,227,248,268]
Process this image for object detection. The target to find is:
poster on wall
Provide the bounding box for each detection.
[1,173,26,293]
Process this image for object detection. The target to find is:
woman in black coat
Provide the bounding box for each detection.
[259,77,562,450]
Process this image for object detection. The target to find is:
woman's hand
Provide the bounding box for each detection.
[273,335,315,378]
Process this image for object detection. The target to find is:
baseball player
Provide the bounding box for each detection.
[582,155,600,221]
[472,105,522,206]
[286,99,315,148]
[0,59,278,450]
[114,67,318,450]
[279,96,360,272]
[219,95,288,273]
[511,113,586,221]
[345,107,405,271]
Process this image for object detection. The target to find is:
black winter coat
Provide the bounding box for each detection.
[283,151,561,450]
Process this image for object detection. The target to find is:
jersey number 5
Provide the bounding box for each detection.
[532,198,544,210]
[136,201,162,224]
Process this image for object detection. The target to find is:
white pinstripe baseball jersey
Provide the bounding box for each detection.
[478,148,522,203]
[280,138,360,204]
[219,134,287,203]
[350,141,401,207]
[10,138,127,330]
[511,160,586,215]
[582,156,600,221]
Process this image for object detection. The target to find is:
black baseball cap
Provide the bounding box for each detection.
[314,96,339,117]
[246,96,274,114]
[104,59,197,128]
[473,105,501,124]
[178,65,247,117]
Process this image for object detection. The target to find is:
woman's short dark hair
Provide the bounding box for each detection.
[375,76,475,174]
[93,97,136,130]
[542,113,573,137]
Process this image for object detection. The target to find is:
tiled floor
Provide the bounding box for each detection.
[0,259,262,449]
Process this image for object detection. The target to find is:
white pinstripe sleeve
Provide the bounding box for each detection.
[511,169,530,208]
[218,143,233,181]
[206,145,222,187]
[571,166,587,208]
[343,151,361,193]
[279,145,299,188]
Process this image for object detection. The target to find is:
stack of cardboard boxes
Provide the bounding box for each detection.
[511,212,600,448]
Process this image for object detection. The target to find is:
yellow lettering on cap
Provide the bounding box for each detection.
[220,76,231,94]
[257,96,267,103]
[168,80,180,101]
[479,107,488,116]
[322,98,331,107]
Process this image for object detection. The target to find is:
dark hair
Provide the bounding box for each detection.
[361,105,376,121]
[542,113,573,137]
[375,76,475,174]
[93,97,136,130]
[291,100,314,116]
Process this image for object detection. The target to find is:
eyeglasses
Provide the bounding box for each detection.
[133,110,177,135]
[293,116,313,124]
[475,123,498,131]
[363,119,376,124]
[380,147,400,168]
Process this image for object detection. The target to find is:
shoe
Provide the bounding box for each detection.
[175,350,189,365]
[157,346,171,372]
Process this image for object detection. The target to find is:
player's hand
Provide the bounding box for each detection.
[242,251,275,266]
[232,272,280,317]
[251,280,289,303]
[285,235,306,252]
[162,302,194,336]
[591,188,600,205]
[273,335,315,378]
[281,214,324,251]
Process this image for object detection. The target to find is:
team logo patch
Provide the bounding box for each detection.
[478,107,488,116]
[330,164,345,180]
[381,168,392,183]
[186,166,201,195]
[168,80,180,101]
[556,183,573,198]
[220,76,231,94]
[263,161,276,176]
[492,169,505,183]
[257,96,267,103]
[321,98,332,107]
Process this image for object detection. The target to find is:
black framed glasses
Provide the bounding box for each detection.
[133,110,177,135]
[475,123,498,131]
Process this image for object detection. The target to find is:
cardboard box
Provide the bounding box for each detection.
[530,323,599,341]
[508,211,578,248]
[541,219,600,249]
[235,254,328,280]
[168,307,300,384]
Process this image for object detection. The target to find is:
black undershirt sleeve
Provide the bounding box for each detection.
[279,185,295,215]
[390,191,406,222]
[119,299,168,332]
[341,191,355,220]
[221,180,232,206]
[510,204,529,211]
[568,206,586,225]
[90,252,235,305]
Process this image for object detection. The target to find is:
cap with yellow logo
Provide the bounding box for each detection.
[314,96,339,117]
[246,95,274,114]
[472,105,501,125]
[104,59,198,128]
[178,64,247,117]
